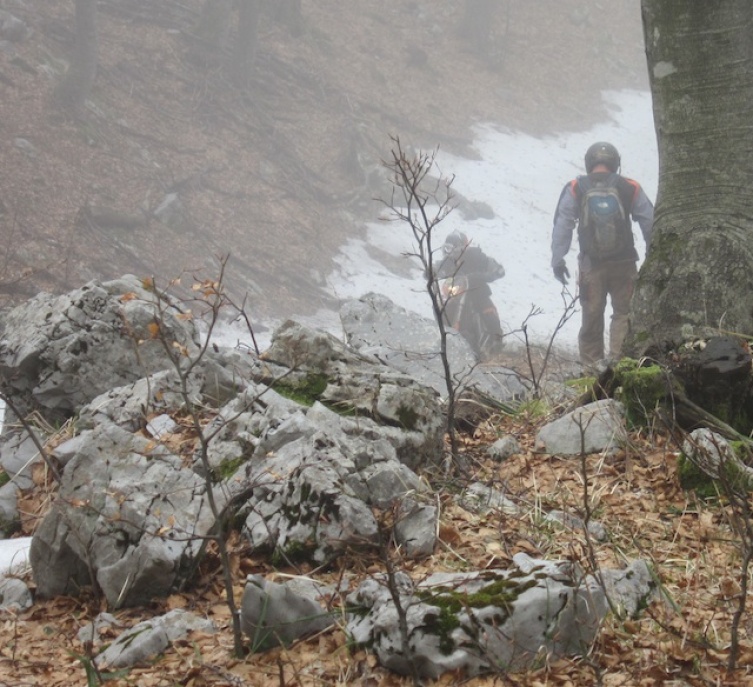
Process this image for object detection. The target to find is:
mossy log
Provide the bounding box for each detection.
[581,335,753,490]
[584,336,753,437]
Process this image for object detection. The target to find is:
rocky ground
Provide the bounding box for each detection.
[5,397,753,686]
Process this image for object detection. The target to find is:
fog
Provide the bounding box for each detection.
[213,89,657,356]
[1,2,652,343]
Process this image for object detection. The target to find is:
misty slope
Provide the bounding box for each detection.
[0,1,648,321]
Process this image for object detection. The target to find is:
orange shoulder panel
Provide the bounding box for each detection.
[624,178,640,203]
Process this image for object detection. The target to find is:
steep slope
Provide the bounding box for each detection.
[0,1,648,320]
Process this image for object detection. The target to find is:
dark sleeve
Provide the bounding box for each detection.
[434,255,454,279]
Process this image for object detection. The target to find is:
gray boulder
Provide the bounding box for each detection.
[95,609,215,669]
[240,575,333,651]
[544,510,608,542]
[394,499,437,559]
[77,612,122,647]
[30,423,219,607]
[487,435,520,461]
[457,482,518,515]
[347,553,656,678]
[339,293,526,403]
[0,577,32,611]
[0,275,199,424]
[535,399,627,455]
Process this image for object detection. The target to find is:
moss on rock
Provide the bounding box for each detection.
[272,373,329,406]
[417,576,538,655]
[613,358,672,428]
[395,404,419,431]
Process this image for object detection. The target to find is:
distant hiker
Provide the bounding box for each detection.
[551,142,654,365]
[434,230,506,361]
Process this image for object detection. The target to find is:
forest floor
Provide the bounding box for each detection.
[5,397,753,686]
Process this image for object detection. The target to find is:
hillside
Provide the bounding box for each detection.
[0,0,648,321]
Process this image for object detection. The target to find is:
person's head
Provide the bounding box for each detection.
[584,141,621,173]
[442,230,468,260]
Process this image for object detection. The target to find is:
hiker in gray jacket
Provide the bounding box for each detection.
[551,141,653,365]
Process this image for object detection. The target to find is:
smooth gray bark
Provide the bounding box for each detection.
[625,1,753,355]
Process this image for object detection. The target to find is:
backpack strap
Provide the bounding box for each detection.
[623,178,641,208]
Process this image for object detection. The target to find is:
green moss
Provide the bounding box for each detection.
[396,404,419,431]
[566,376,596,392]
[272,373,329,406]
[422,605,461,655]
[321,399,358,417]
[0,470,9,488]
[271,539,316,566]
[677,454,717,498]
[0,513,20,537]
[214,454,249,481]
[679,441,753,498]
[418,576,538,655]
[719,448,753,494]
[514,398,550,419]
[298,481,312,502]
[613,358,669,428]
[706,401,750,436]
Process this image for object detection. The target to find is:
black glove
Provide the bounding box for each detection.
[553,261,570,285]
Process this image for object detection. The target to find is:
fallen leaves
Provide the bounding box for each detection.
[6,390,753,686]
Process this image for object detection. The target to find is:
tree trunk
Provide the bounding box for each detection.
[457,0,498,57]
[193,0,235,66]
[55,0,98,110]
[230,0,262,88]
[625,1,753,356]
[271,0,303,37]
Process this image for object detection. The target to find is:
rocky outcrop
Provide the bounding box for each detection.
[0,279,444,606]
[340,292,527,403]
[0,278,656,677]
[346,554,655,678]
[0,275,199,424]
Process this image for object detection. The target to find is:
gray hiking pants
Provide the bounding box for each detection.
[578,258,637,365]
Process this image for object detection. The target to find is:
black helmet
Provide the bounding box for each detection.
[584,142,621,173]
[443,230,468,256]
